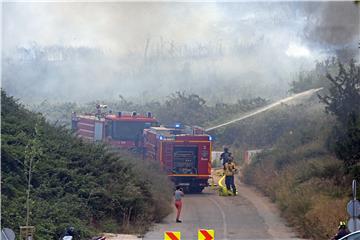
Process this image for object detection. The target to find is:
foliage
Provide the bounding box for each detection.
[319,60,360,127]
[318,60,360,170]
[30,91,267,128]
[240,60,359,239]
[242,110,349,239]
[1,90,173,239]
[212,96,327,151]
[153,91,211,126]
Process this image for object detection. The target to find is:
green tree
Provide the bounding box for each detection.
[318,60,360,169]
[155,91,210,125]
[24,121,44,226]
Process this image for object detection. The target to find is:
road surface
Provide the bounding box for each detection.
[144,173,304,240]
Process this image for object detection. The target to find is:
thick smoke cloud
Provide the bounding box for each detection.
[1,2,358,103]
[2,2,223,55]
[301,1,359,60]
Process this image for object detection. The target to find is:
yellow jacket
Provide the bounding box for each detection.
[224,162,236,176]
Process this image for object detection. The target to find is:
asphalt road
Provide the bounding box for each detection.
[144,175,304,240]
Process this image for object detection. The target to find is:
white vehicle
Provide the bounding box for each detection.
[339,230,360,240]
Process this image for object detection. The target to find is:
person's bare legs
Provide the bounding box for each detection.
[175,201,182,222]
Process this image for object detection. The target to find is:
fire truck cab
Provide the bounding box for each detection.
[143,125,212,193]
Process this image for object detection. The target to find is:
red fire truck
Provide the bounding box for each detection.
[72,106,212,192]
[143,125,212,193]
[71,105,159,150]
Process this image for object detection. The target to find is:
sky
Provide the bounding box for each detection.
[1,1,359,103]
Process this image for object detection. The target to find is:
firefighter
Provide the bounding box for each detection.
[220,147,232,165]
[331,221,349,240]
[174,186,184,223]
[60,226,75,240]
[224,157,237,196]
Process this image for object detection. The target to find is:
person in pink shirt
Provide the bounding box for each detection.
[174,186,184,223]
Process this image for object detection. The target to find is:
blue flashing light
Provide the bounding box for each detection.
[159,135,164,140]
[175,123,181,128]
[209,136,213,141]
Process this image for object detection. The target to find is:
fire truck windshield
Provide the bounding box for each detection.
[112,121,154,141]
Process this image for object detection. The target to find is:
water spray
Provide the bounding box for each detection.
[205,88,323,132]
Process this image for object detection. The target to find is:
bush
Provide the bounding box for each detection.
[241,103,349,239]
[1,90,173,239]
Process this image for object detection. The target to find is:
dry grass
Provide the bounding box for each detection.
[304,195,348,239]
[232,100,351,239]
[243,151,350,239]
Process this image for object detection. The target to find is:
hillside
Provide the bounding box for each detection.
[240,100,350,239]
[237,61,359,239]
[1,90,173,239]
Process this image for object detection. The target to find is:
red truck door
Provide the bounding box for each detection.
[197,142,211,176]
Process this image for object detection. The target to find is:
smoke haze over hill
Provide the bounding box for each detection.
[2,2,359,103]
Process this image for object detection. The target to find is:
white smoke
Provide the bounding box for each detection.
[2,2,357,103]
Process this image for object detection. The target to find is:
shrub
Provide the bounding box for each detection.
[1,90,173,239]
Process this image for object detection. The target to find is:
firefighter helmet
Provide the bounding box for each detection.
[339,221,347,229]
